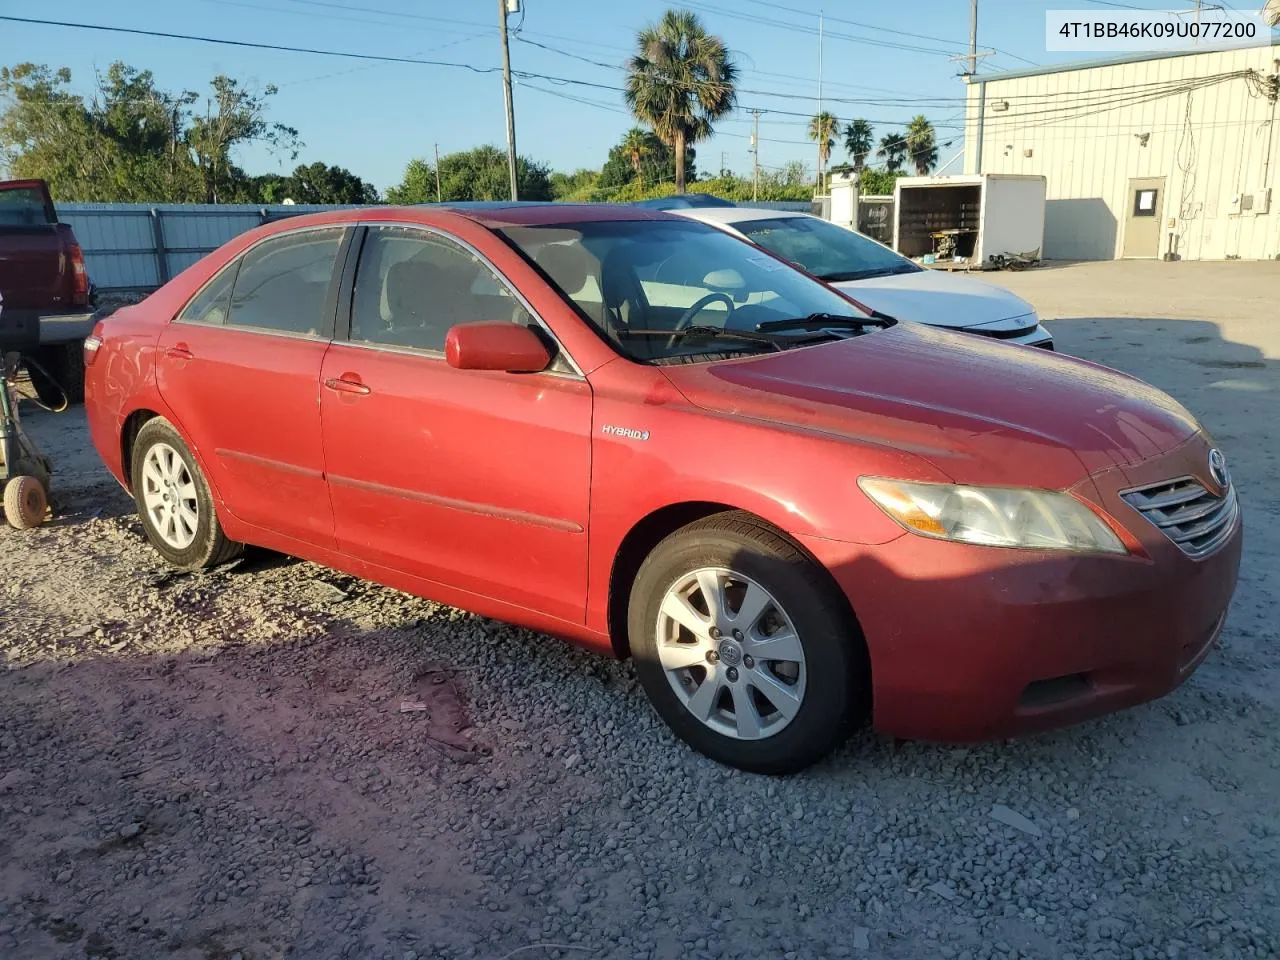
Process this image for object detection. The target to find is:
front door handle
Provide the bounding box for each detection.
[165,345,193,361]
[324,376,371,396]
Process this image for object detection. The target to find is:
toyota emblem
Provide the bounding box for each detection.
[1207,449,1229,490]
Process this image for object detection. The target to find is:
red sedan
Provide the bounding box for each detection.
[83,204,1242,773]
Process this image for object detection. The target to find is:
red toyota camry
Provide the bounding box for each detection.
[83,204,1241,773]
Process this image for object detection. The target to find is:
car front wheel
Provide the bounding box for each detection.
[629,512,869,774]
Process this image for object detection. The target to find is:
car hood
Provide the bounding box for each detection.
[831,268,1037,331]
[660,322,1200,489]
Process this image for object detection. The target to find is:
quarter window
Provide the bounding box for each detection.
[177,262,237,326]
[350,225,535,353]
[226,229,343,336]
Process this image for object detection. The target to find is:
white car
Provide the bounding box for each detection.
[671,207,1054,350]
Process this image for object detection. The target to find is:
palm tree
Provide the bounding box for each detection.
[625,9,737,193]
[905,115,938,175]
[620,128,651,184]
[807,111,837,192]
[843,118,874,174]
[877,132,907,173]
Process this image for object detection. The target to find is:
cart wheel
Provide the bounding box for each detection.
[4,475,49,529]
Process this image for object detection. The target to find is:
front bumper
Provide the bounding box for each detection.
[801,437,1242,742]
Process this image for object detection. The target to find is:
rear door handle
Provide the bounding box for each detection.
[165,345,193,360]
[324,376,371,396]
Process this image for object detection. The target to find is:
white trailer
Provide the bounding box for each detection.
[892,173,1046,270]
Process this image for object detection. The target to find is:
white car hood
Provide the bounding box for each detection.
[832,268,1036,331]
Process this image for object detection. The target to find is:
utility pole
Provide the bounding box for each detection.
[968,0,978,75]
[750,110,761,201]
[498,0,519,200]
[817,10,825,194]
[433,143,442,203]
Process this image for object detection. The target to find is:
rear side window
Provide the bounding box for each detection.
[178,263,237,326]
[226,229,343,336]
[349,225,533,353]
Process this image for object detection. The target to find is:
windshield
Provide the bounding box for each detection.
[500,219,875,363]
[735,216,920,283]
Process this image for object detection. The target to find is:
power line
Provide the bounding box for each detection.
[0,15,505,73]
[739,0,1040,66]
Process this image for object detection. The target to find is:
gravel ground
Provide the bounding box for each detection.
[2,260,1278,960]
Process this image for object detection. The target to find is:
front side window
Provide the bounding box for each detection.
[735,216,919,283]
[502,218,880,363]
[350,225,534,353]
[226,229,343,336]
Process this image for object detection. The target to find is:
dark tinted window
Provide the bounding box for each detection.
[350,225,533,353]
[227,229,342,336]
[178,263,237,326]
[0,186,53,226]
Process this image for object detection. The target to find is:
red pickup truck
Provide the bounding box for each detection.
[0,178,96,403]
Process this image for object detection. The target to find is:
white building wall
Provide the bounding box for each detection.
[964,45,1280,260]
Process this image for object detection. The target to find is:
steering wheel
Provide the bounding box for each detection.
[668,292,736,350]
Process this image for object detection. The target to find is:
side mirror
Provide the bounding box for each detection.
[445,321,552,373]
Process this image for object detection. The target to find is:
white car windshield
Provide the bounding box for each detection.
[501,218,886,363]
[734,216,921,283]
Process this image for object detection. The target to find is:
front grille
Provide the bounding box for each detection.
[1121,476,1238,560]
[976,326,1038,341]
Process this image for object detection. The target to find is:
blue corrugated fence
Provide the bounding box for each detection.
[57,199,816,292]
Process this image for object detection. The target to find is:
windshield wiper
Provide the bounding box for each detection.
[757,311,897,333]
[621,325,787,352]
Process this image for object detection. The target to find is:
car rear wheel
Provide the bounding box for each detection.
[130,418,242,570]
[629,512,868,774]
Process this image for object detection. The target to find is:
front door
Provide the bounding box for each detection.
[319,224,592,623]
[156,226,349,548]
[1122,177,1165,259]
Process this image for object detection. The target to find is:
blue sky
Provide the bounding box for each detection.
[2,0,1192,191]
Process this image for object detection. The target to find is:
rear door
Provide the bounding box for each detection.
[156,226,351,549]
[0,180,64,309]
[319,223,592,622]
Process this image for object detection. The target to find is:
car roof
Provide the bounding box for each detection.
[631,193,738,210]
[670,206,810,226]
[415,201,673,226]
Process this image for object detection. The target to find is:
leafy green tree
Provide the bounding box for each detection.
[843,118,874,174]
[620,128,652,184]
[859,167,903,196]
[624,9,736,193]
[386,146,551,204]
[598,129,695,190]
[549,168,600,200]
[807,111,837,190]
[876,132,907,173]
[905,115,938,176]
[385,158,437,204]
[1,64,120,200]
[0,61,304,203]
[187,76,300,203]
[262,162,378,204]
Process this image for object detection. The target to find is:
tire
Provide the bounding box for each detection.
[628,512,869,775]
[4,475,48,529]
[130,418,242,570]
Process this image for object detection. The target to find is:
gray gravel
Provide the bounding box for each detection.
[3,262,1279,959]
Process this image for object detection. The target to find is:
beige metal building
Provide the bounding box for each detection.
[963,43,1279,260]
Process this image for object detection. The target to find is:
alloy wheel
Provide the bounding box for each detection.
[140,442,199,550]
[655,567,807,740]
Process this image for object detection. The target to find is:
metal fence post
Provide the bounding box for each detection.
[149,209,170,286]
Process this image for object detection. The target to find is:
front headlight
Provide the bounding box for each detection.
[858,477,1126,554]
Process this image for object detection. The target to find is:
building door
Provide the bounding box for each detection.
[1122,177,1165,259]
